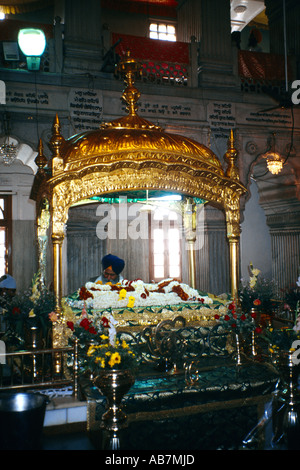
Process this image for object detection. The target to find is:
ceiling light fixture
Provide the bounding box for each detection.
[0,112,18,165]
[234,5,247,14]
[262,133,284,175]
[18,28,46,71]
[265,152,284,175]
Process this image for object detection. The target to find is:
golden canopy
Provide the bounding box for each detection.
[31,51,246,320]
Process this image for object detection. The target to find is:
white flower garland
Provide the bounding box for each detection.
[68,278,213,310]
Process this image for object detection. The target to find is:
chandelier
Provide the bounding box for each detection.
[0,112,18,165]
[263,133,284,175]
[265,152,284,175]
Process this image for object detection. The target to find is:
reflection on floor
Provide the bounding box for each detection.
[42,431,96,450]
[41,413,289,451]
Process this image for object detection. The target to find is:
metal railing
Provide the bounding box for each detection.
[0,339,79,398]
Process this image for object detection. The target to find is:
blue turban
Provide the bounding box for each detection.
[0,274,16,289]
[102,254,125,275]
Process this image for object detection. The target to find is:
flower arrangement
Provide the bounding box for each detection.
[214,301,262,335]
[262,326,300,354]
[239,264,278,314]
[2,272,55,347]
[66,316,101,344]
[282,275,300,313]
[65,313,104,369]
[65,309,140,373]
[86,313,139,372]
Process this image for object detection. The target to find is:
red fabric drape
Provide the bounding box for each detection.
[238,50,291,81]
[101,0,177,18]
[112,33,189,64]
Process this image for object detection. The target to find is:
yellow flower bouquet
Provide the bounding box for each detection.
[86,314,140,372]
[87,334,139,371]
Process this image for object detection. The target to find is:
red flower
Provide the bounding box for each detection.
[80,318,91,330]
[67,321,74,331]
[255,326,262,334]
[250,311,257,319]
[12,307,21,315]
[101,316,109,328]
[88,326,97,335]
[253,299,261,306]
[231,322,237,328]
[79,286,93,300]
[224,314,230,321]
[214,314,220,320]
[240,314,246,321]
[228,302,236,315]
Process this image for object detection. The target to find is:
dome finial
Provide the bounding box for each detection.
[224,129,239,180]
[35,138,47,170]
[116,50,142,116]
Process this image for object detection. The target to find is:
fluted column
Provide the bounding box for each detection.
[265,0,300,58]
[266,209,300,295]
[195,206,230,295]
[198,0,236,87]
[63,0,103,74]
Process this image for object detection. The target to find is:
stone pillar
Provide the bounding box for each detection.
[265,205,300,295]
[265,0,300,56]
[198,0,236,87]
[195,205,230,295]
[63,0,103,74]
[265,0,300,77]
[66,205,107,292]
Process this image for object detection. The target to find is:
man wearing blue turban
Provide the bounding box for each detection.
[95,254,125,284]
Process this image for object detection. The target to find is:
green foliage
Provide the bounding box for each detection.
[1,273,55,347]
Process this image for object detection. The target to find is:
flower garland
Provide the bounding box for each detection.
[68,278,213,311]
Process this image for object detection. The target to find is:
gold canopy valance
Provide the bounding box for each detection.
[30,51,246,325]
[0,0,53,14]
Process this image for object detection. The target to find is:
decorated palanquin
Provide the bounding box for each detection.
[30,51,246,348]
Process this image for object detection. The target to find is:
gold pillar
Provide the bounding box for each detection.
[187,242,196,289]
[224,130,244,301]
[228,235,239,301]
[183,197,197,289]
[52,233,63,316]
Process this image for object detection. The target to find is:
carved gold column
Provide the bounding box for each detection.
[48,114,67,348]
[35,140,49,288]
[224,130,242,301]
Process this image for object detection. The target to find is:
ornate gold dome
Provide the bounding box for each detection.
[62,115,223,175]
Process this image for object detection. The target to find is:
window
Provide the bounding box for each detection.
[150,207,181,281]
[149,22,176,42]
[0,195,12,277]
